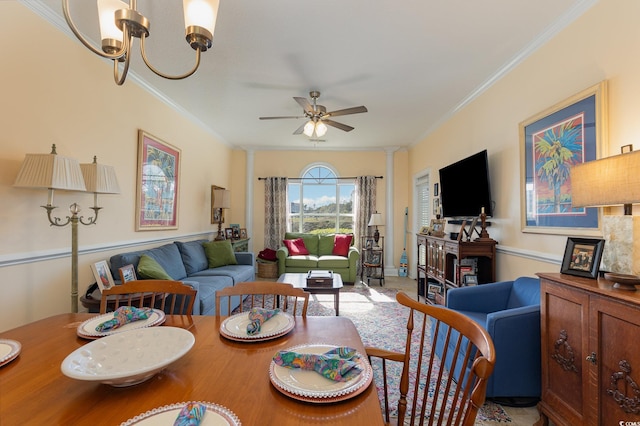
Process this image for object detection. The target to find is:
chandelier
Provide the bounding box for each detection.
[62,0,220,85]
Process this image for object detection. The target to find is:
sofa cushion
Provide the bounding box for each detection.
[332,234,353,256]
[285,232,319,255]
[286,255,319,269]
[191,264,255,284]
[203,240,238,268]
[175,240,208,275]
[318,255,351,269]
[283,238,309,255]
[109,243,188,281]
[137,254,172,280]
[318,234,335,256]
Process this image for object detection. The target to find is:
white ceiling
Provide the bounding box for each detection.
[29,0,596,151]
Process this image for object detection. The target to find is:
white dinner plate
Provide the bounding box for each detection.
[61,326,194,387]
[269,343,372,400]
[121,401,241,425]
[0,339,21,367]
[220,311,294,341]
[77,309,166,339]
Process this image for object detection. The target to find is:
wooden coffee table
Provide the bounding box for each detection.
[277,272,343,315]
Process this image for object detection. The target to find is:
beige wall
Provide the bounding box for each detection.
[4,0,640,331]
[408,0,640,281]
[0,3,230,331]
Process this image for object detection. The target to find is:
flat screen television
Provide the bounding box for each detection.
[439,150,493,218]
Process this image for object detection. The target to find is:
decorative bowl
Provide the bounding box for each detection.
[61,326,195,386]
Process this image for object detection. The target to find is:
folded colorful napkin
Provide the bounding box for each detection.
[247,307,280,335]
[272,346,363,382]
[173,402,206,426]
[95,306,153,332]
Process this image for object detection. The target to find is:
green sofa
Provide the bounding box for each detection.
[276,232,360,284]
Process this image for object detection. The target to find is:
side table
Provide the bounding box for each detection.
[360,235,384,286]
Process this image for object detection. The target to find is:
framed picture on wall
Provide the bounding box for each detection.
[519,82,607,236]
[136,130,181,230]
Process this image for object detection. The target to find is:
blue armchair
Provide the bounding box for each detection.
[434,277,541,399]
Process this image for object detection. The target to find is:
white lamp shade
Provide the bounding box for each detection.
[97,0,126,42]
[368,213,384,227]
[183,0,220,36]
[213,189,231,209]
[14,152,86,191]
[80,161,120,194]
[315,121,328,137]
[303,121,315,137]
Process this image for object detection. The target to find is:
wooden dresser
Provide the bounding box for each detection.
[537,272,640,425]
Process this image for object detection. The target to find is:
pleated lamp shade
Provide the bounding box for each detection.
[14,150,86,192]
[80,157,120,194]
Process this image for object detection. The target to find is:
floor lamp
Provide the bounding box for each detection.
[212,188,231,240]
[571,147,640,290]
[14,145,120,312]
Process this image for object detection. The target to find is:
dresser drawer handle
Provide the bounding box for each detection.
[586,352,597,364]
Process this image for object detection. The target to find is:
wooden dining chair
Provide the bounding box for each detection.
[215,281,309,316]
[99,280,197,315]
[366,291,496,426]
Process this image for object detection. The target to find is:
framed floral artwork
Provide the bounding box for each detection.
[519,82,607,235]
[136,130,181,230]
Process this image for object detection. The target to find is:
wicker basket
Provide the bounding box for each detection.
[257,262,278,278]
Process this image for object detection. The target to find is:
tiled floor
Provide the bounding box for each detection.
[365,275,541,425]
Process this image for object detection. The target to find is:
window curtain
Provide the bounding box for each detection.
[354,176,377,272]
[264,177,288,250]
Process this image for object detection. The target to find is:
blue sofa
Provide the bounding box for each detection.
[109,240,255,316]
[434,277,541,399]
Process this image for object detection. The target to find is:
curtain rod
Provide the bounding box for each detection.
[258,176,383,181]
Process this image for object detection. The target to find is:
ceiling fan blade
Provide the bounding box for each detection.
[294,97,314,115]
[325,106,368,117]
[259,116,303,120]
[323,119,354,132]
[293,122,306,135]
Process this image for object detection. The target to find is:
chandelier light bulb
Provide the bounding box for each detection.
[315,121,328,137]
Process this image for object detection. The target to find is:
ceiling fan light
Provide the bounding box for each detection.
[315,121,328,137]
[97,0,126,43]
[303,120,315,137]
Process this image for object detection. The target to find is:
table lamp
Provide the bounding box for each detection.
[212,188,231,240]
[570,147,640,290]
[368,212,384,244]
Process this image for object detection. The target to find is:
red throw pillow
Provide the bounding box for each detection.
[283,238,309,255]
[332,234,353,256]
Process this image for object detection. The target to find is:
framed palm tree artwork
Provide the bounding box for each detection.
[519,81,608,235]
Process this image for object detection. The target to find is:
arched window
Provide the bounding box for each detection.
[288,164,355,233]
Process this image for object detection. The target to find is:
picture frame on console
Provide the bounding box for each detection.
[91,260,115,292]
[430,219,446,237]
[519,82,607,236]
[224,228,233,240]
[136,130,180,231]
[118,264,137,283]
[560,237,605,279]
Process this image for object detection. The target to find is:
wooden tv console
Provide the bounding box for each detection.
[416,233,496,305]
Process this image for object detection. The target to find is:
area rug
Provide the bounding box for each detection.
[304,285,512,424]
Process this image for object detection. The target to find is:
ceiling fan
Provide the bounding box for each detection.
[259,91,368,137]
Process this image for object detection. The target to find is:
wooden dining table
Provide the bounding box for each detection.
[0,313,384,425]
